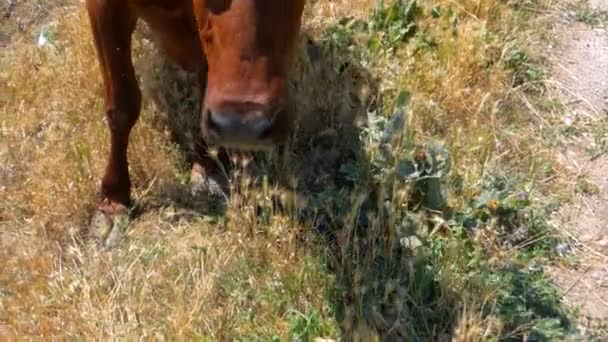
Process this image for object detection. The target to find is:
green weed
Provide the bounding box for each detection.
[569,0,608,27]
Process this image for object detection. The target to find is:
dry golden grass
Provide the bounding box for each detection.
[1,0,573,340]
[0,2,356,338]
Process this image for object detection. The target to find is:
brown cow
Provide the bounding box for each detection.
[85,0,305,248]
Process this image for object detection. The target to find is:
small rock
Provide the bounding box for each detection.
[595,237,608,248]
[400,236,422,249]
[556,242,573,256]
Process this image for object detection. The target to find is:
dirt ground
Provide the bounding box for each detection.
[548,0,608,328]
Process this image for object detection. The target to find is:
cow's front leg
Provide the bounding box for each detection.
[85,0,139,250]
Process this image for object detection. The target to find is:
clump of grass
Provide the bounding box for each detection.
[293,0,573,339]
[298,93,571,340]
[568,0,608,27]
[1,0,580,340]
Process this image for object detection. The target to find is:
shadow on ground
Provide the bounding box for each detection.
[130,19,573,341]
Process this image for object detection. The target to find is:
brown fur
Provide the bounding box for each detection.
[84,0,305,216]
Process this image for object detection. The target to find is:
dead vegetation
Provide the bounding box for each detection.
[0,0,592,340]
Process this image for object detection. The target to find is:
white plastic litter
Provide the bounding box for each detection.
[37,31,48,47]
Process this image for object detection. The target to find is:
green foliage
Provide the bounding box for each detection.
[421,153,568,341]
[321,0,420,56]
[569,0,608,27]
[587,115,608,159]
[439,176,571,340]
[288,309,324,342]
[367,0,420,53]
[504,50,545,87]
[290,1,573,337]
[493,267,569,341]
[296,80,570,339]
[575,176,600,196]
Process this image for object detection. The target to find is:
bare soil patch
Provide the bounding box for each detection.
[548,0,608,327]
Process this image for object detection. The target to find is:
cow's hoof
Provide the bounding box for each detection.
[88,203,130,251]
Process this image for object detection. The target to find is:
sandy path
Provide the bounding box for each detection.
[549,0,608,325]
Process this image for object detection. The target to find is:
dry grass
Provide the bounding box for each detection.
[1,0,576,340]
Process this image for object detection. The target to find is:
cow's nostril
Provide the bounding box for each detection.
[205,110,221,134]
[203,107,280,145]
[208,110,235,134]
[257,121,274,140]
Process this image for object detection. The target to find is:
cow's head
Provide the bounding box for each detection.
[193,0,305,149]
